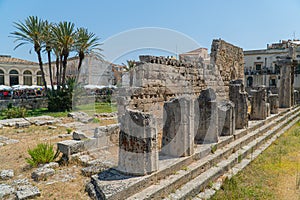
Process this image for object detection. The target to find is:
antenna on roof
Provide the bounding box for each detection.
[293,31,296,40]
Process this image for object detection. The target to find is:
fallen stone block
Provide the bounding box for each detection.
[4,139,19,145]
[15,121,31,128]
[31,167,55,181]
[0,169,14,180]
[0,184,15,198]
[40,162,59,169]
[11,179,30,186]
[0,136,9,141]
[73,130,88,140]
[57,140,85,158]
[81,165,107,177]
[15,185,41,200]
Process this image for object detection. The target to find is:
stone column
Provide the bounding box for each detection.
[278,59,294,108]
[268,94,279,114]
[218,100,235,136]
[229,79,248,129]
[161,97,194,157]
[118,109,158,176]
[194,88,218,144]
[250,86,268,120]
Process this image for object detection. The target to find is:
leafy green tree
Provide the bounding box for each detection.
[11,16,47,90]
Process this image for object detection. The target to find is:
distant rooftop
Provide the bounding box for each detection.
[0,55,37,65]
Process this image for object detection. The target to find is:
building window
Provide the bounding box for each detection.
[255,64,262,71]
[269,78,276,87]
[9,70,19,86]
[247,76,253,87]
[23,70,32,85]
[275,64,280,74]
[0,69,4,85]
[256,56,261,60]
[36,71,43,86]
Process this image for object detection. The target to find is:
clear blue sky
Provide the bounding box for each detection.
[1,0,300,63]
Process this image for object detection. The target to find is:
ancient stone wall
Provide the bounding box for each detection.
[0,98,48,110]
[118,40,244,149]
[211,39,245,98]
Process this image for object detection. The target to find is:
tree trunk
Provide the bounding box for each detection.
[62,55,68,87]
[56,56,59,90]
[47,51,54,91]
[36,50,47,91]
[77,52,84,81]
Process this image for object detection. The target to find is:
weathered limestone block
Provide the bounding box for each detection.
[72,130,88,140]
[118,109,158,176]
[294,90,300,105]
[229,79,248,129]
[15,185,41,200]
[278,60,294,108]
[194,88,218,144]
[0,169,14,180]
[161,97,194,157]
[218,100,235,136]
[268,94,279,114]
[57,140,84,158]
[250,86,268,120]
[31,167,55,181]
[0,184,15,198]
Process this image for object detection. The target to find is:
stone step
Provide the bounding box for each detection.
[86,107,300,200]
[163,109,300,200]
[192,115,300,200]
[127,107,300,200]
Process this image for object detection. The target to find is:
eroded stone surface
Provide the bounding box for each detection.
[118,109,158,175]
[0,169,14,180]
[229,79,248,129]
[31,167,55,181]
[15,185,40,200]
[0,184,15,198]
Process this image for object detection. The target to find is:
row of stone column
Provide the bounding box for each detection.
[117,79,282,176]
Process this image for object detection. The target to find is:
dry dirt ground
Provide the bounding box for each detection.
[0,116,117,200]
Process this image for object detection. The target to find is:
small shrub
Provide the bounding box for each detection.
[66,128,73,134]
[26,143,60,167]
[211,144,218,154]
[92,118,100,123]
[4,106,27,119]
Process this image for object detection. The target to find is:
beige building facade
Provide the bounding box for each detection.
[0,55,50,86]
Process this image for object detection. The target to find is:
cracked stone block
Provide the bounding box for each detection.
[73,130,88,140]
[57,140,84,158]
[250,86,268,120]
[4,139,19,145]
[15,121,31,128]
[31,167,55,181]
[194,88,218,144]
[268,94,279,114]
[40,162,59,169]
[0,184,15,198]
[161,97,194,157]
[118,109,158,176]
[11,179,30,186]
[81,165,107,177]
[0,136,9,141]
[15,185,40,200]
[0,169,14,180]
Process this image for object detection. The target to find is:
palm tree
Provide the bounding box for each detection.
[11,16,47,90]
[74,27,102,78]
[42,20,55,90]
[52,21,76,87]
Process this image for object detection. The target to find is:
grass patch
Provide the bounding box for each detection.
[211,123,300,200]
[0,102,116,120]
